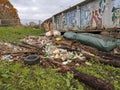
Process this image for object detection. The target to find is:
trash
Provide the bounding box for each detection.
[5,55,12,60]
[76,33,118,52]
[114,46,120,55]
[62,60,72,65]
[75,63,80,66]
[85,62,92,66]
[24,55,40,65]
[0,55,13,61]
[0,34,119,67]
[54,54,60,59]
[46,30,61,37]
[63,32,77,40]
[64,32,118,51]
[56,37,62,41]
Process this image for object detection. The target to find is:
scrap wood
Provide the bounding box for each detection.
[98,59,120,67]
[1,51,38,55]
[22,42,41,50]
[43,59,114,90]
[22,42,45,50]
[82,50,120,67]
[12,43,36,49]
[98,51,120,60]
[54,40,73,47]
[70,68,114,90]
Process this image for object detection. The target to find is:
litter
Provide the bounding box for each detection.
[46,30,61,37]
[0,34,119,67]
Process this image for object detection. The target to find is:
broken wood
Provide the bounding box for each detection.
[70,68,114,90]
[98,51,120,60]
[43,59,114,90]
[99,59,120,67]
[12,43,36,49]
[1,51,38,55]
[22,42,42,50]
[55,40,73,47]
[82,50,120,67]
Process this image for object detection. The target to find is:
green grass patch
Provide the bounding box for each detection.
[0,62,84,90]
[0,27,44,43]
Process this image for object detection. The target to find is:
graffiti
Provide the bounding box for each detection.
[80,8,91,29]
[80,0,106,29]
[99,0,106,13]
[112,0,120,26]
[90,9,102,28]
[66,10,76,24]
[89,0,106,28]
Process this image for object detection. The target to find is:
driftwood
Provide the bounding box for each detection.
[98,52,120,60]
[83,50,120,67]
[99,59,120,67]
[11,42,35,49]
[55,40,73,47]
[45,59,114,90]
[22,42,42,50]
[1,51,38,55]
[70,68,114,90]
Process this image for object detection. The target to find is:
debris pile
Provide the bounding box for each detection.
[21,36,51,46]
[0,41,38,61]
[0,35,120,67]
[21,36,87,66]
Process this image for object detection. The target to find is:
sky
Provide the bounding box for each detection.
[9,0,84,24]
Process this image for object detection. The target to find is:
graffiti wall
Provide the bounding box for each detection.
[56,15,62,30]
[80,0,106,29]
[112,0,120,27]
[52,0,120,31]
[80,7,91,29]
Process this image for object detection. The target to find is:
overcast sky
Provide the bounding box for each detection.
[9,0,84,23]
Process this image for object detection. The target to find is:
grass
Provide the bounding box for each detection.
[0,27,120,90]
[0,27,44,43]
[0,62,83,90]
[77,63,120,90]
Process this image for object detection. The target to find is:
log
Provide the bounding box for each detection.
[99,59,120,67]
[55,40,73,47]
[82,50,120,67]
[1,51,38,55]
[70,68,114,90]
[22,42,42,50]
[98,51,120,60]
[11,42,35,49]
[44,59,114,90]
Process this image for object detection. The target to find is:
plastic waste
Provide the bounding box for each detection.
[46,30,61,37]
[56,37,62,41]
[5,55,12,60]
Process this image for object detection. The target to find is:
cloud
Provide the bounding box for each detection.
[9,0,84,22]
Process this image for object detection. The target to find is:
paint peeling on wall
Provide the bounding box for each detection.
[112,0,120,27]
